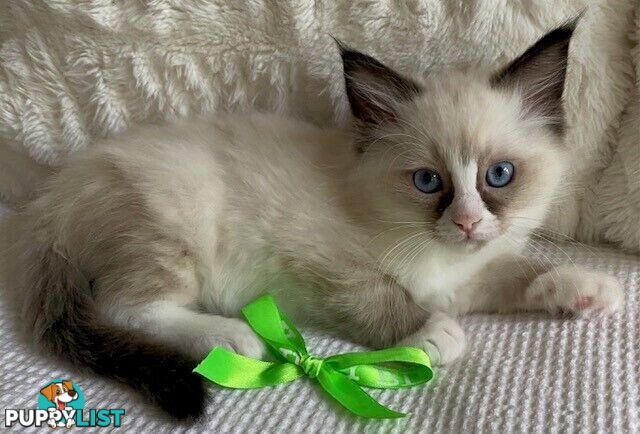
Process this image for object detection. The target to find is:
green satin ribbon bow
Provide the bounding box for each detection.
[194,294,433,418]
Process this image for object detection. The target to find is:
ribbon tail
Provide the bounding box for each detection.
[194,347,304,388]
[316,368,405,419]
[325,347,433,389]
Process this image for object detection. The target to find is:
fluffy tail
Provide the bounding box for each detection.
[26,247,206,420]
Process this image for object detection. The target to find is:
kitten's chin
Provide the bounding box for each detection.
[459,238,488,252]
[436,235,488,252]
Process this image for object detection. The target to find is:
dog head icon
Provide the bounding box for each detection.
[40,381,78,411]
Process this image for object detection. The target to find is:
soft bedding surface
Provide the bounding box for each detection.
[1,202,638,432]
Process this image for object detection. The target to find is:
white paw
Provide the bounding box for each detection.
[399,312,466,365]
[223,319,268,359]
[66,418,75,428]
[193,318,268,360]
[526,267,623,316]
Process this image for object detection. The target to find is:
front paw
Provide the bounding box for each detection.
[526,266,623,315]
[190,318,269,360]
[399,312,466,365]
[223,319,269,359]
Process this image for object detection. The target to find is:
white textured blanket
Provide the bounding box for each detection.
[0,202,638,432]
[0,0,639,251]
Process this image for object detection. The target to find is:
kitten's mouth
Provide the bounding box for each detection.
[457,235,488,249]
[437,236,479,249]
[456,232,478,242]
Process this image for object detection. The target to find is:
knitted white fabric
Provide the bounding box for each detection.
[0,201,638,432]
[0,0,638,251]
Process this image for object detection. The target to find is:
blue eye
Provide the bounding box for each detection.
[413,169,442,193]
[486,161,514,187]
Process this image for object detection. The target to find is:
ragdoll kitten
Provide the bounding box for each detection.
[1,23,622,419]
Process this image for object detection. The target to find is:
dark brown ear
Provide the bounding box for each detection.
[338,41,421,126]
[492,21,577,135]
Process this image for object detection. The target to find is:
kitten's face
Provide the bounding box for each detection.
[340,25,573,251]
[356,75,564,249]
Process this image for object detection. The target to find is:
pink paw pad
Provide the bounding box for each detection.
[573,296,594,310]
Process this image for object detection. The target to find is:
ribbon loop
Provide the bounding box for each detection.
[194,293,434,419]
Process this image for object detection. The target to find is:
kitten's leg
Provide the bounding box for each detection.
[106,300,268,360]
[460,256,623,315]
[321,277,466,365]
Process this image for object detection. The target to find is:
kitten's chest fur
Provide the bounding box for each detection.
[394,246,505,313]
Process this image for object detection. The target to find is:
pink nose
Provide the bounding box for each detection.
[453,216,482,235]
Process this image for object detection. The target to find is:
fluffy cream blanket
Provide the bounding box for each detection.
[0,0,638,250]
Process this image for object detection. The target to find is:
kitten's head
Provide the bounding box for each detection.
[341,24,574,251]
